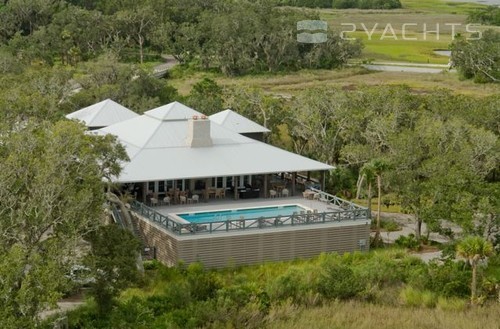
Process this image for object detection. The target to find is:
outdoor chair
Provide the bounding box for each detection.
[216,189,225,199]
[180,196,187,204]
[312,209,321,222]
[192,194,199,203]
[269,189,277,198]
[150,197,158,207]
[162,196,171,206]
[281,188,289,197]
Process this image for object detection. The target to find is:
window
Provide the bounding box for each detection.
[175,180,183,190]
[158,181,165,192]
[195,180,205,190]
[148,182,155,193]
[211,177,224,188]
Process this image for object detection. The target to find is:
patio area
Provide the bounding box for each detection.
[154,195,339,217]
[130,187,370,238]
[129,190,371,268]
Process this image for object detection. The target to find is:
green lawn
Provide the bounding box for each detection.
[350,31,452,63]
[315,0,495,64]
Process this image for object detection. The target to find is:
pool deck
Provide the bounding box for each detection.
[131,195,372,268]
[154,196,341,218]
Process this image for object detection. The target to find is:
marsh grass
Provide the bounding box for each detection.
[169,67,499,98]
[265,300,500,329]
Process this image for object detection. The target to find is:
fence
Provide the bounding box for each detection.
[130,190,369,236]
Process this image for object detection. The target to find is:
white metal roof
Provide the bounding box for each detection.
[209,109,270,134]
[96,102,332,183]
[66,99,138,128]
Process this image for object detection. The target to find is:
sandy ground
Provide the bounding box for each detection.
[371,211,463,263]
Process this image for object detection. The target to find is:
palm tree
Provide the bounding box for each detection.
[456,236,494,302]
[358,162,376,214]
[371,159,389,244]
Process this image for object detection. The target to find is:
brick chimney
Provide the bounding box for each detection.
[186,115,213,147]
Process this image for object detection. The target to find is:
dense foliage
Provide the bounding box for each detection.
[276,0,402,9]
[85,225,142,315]
[61,249,498,328]
[451,29,500,83]
[0,0,362,76]
[221,85,499,241]
[0,1,498,327]
[468,5,500,26]
[0,120,128,328]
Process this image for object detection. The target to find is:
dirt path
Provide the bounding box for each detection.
[370,211,464,263]
[39,293,85,320]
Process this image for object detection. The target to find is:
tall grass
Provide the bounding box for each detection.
[265,300,500,329]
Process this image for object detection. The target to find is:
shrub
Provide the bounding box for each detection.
[395,234,421,251]
[108,296,155,328]
[317,263,363,300]
[145,281,192,315]
[408,260,470,298]
[267,265,320,304]
[436,296,467,311]
[354,250,424,289]
[371,219,401,232]
[161,300,216,329]
[400,287,437,308]
[217,281,270,312]
[185,262,222,301]
[143,259,162,271]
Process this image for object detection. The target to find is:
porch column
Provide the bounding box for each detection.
[204,178,210,202]
[292,172,297,196]
[263,174,268,198]
[142,182,148,203]
[233,176,238,200]
[173,179,177,204]
[320,171,325,191]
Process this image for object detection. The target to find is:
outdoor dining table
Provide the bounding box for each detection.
[303,190,316,200]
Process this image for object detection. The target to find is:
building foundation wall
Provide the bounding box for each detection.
[132,214,370,269]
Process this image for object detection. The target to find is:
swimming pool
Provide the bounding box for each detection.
[177,205,309,223]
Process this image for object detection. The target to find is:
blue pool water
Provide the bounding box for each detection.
[178,205,307,223]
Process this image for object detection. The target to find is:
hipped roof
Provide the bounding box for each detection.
[96,101,332,183]
[66,99,138,128]
[209,109,270,134]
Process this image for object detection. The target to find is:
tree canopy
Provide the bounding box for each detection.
[0,120,128,328]
[451,29,500,83]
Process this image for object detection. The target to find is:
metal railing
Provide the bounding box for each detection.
[110,204,126,228]
[309,187,364,211]
[130,190,370,236]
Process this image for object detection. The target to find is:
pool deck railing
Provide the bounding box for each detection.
[130,189,370,236]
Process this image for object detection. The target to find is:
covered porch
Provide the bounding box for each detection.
[127,170,328,206]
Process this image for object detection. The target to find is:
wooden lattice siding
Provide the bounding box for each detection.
[132,213,179,267]
[132,213,370,268]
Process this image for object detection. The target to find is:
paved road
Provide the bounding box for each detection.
[152,55,179,77]
[363,64,451,74]
[447,0,500,5]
